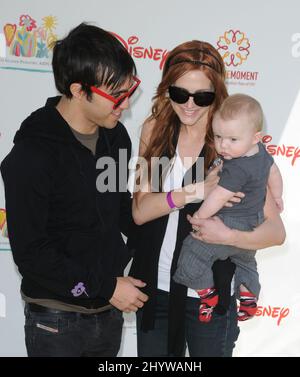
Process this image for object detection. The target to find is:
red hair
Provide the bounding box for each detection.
[143,40,228,173]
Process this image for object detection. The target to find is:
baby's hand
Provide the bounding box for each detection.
[275,197,284,213]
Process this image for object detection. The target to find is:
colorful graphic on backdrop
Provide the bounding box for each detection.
[217,29,258,86]
[0,15,57,72]
[0,208,9,252]
[262,135,300,166]
[217,29,250,67]
[255,305,290,326]
[0,209,8,238]
[111,33,169,70]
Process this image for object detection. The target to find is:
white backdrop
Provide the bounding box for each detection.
[0,0,299,357]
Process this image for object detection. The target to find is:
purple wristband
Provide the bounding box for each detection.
[166,191,177,209]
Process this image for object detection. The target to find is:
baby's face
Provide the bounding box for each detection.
[212,115,259,160]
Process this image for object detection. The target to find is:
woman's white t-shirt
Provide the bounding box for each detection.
[157,148,198,298]
[157,148,234,297]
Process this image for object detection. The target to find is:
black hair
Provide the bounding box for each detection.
[52,23,136,99]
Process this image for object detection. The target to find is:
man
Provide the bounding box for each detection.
[0,23,148,357]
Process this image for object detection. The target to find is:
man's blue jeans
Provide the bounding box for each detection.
[136,289,240,357]
[24,304,123,357]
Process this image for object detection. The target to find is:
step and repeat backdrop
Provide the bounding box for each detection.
[0,0,299,356]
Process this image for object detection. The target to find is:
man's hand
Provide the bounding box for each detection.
[109,276,148,313]
[188,215,235,245]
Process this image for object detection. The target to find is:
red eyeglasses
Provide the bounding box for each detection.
[90,76,141,109]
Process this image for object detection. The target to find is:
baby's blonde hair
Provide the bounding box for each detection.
[216,93,263,131]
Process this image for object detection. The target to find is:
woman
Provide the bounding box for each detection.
[131,40,285,357]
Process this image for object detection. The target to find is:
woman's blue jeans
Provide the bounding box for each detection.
[136,289,240,357]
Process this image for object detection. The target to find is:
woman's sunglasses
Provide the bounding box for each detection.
[168,86,215,107]
[91,77,141,110]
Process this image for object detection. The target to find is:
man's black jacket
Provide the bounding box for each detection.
[0,97,133,308]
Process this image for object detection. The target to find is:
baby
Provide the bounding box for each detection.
[173,93,283,322]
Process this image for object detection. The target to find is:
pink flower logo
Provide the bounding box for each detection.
[217,30,250,67]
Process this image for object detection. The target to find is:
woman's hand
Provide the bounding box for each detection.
[184,166,220,204]
[188,215,233,245]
